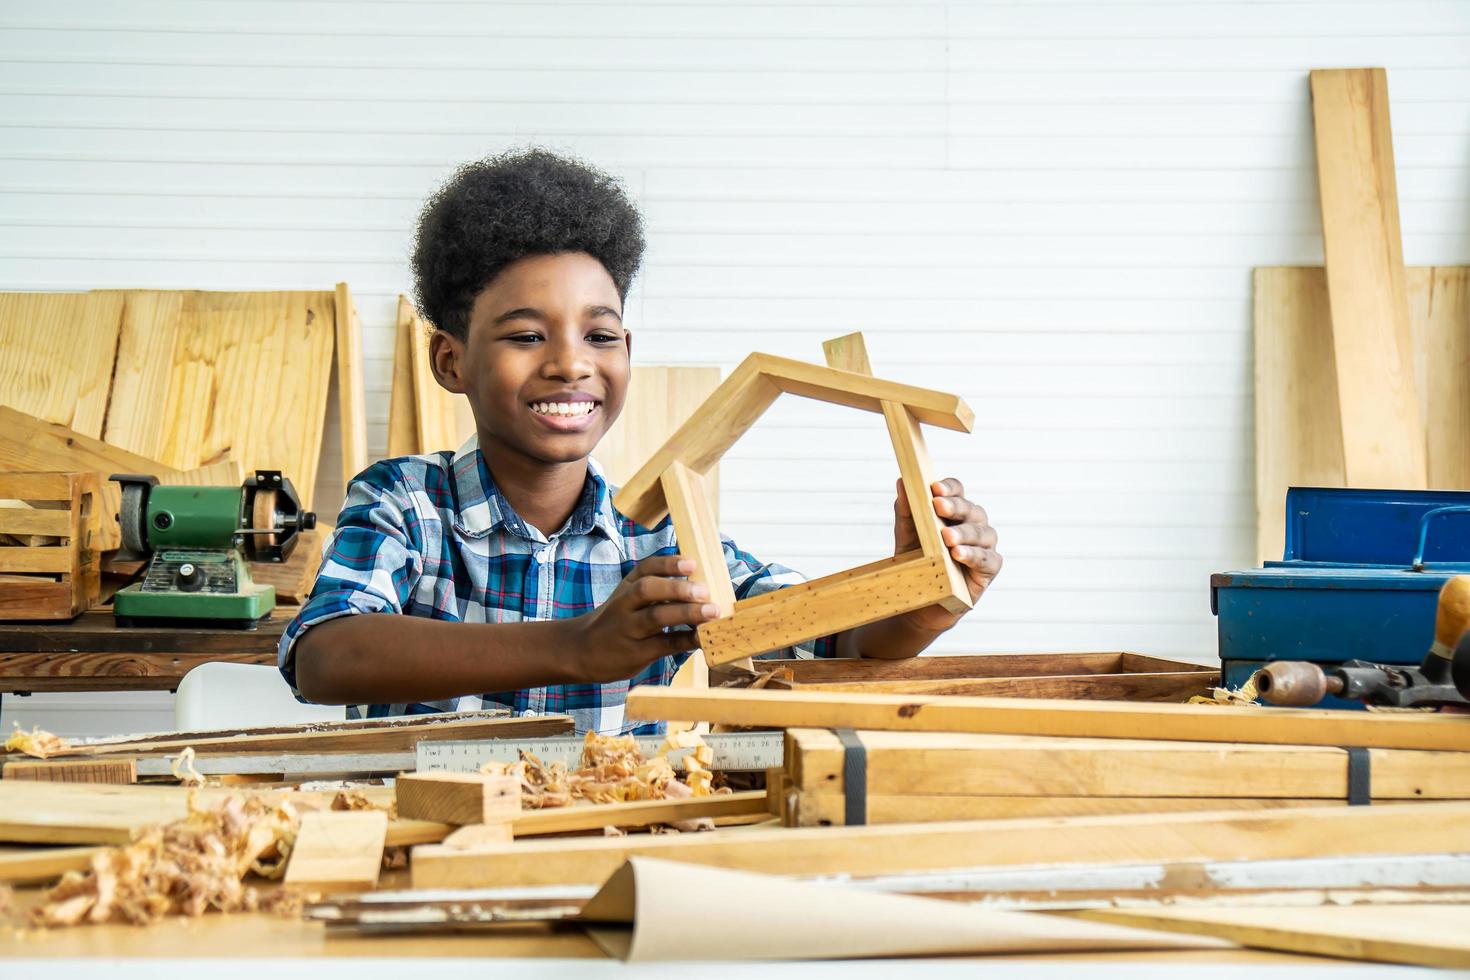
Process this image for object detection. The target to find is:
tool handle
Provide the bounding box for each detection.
[1433,575,1470,662]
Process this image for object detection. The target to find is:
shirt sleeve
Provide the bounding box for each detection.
[721,534,839,659]
[277,462,427,695]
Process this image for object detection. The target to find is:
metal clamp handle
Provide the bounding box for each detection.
[1412,506,1470,571]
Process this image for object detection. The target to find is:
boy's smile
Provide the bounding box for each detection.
[428,251,631,475]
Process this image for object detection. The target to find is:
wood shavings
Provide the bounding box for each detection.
[332,789,391,816]
[1188,675,1260,707]
[23,792,303,928]
[5,723,68,759]
[169,747,206,786]
[480,730,727,816]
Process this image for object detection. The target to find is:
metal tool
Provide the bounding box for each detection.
[110,469,316,628]
[1254,575,1470,709]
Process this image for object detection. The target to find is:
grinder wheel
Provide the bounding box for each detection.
[118,482,149,558]
[251,488,280,550]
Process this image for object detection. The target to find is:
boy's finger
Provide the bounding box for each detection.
[628,554,696,581]
[639,602,721,635]
[941,522,998,549]
[631,575,709,606]
[934,494,988,527]
[893,477,912,518]
[930,477,966,498]
[950,545,1003,576]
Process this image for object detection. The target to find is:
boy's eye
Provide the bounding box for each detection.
[587,332,621,344]
[507,333,542,344]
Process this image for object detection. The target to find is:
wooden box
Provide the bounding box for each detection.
[0,472,101,620]
[743,651,1219,703]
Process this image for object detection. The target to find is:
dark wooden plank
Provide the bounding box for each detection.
[0,651,277,692]
[753,652,1144,683]
[793,670,1220,703]
[0,606,287,654]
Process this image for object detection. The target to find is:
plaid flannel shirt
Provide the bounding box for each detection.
[278,436,835,734]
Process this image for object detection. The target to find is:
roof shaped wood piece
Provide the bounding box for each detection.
[613,333,975,665]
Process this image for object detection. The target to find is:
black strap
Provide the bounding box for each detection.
[833,728,867,826]
[1346,746,1371,806]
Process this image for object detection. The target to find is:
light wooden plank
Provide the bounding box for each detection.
[155,291,336,508]
[333,283,369,486]
[821,332,874,375]
[2,758,137,784]
[511,789,768,837]
[1075,905,1470,969]
[0,845,106,885]
[387,299,419,458]
[0,507,72,538]
[624,687,1470,752]
[784,728,1470,799]
[395,771,519,826]
[1310,68,1425,489]
[0,473,76,500]
[661,460,736,621]
[98,289,183,459]
[696,555,966,664]
[753,353,974,433]
[404,295,473,454]
[0,292,125,439]
[0,546,74,574]
[1409,266,1470,489]
[284,810,387,893]
[410,800,1470,888]
[793,670,1219,702]
[883,401,972,614]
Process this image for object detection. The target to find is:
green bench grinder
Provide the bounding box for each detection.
[110,470,317,628]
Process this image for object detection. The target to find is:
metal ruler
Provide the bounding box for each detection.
[133,731,784,777]
[416,731,784,773]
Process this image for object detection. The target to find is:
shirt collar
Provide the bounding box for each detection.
[450,434,626,556]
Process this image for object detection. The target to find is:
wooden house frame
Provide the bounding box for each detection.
[613,333,975,665]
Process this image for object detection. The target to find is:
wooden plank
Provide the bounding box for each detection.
[697,553,951,664]
[0,650,279,692]
[409,800,1470,888]
[387,300,419,457]
[98,289,183,458]
[395,772,519,825]
[0,546,73,574]
[3,758,137,784]
[783,729,1470,800]
[26,712,573,759]
[404,295,473,454]
[794,670,1219,702]
[757,652,1155,682]
[152,291,336,507]
[333,283,369,486]
[752,353,974,433]
[1075,905,1470,969]
[0,508,72,537]
[613,356,781,526]
[1310,68,1425,489]
[624,687,1470,752]
[661,460,736,621]
[512,790,768,836]
[0,473,77,500]
[883,402,971,615]
[1254,265,1470,561]
[821,332,874,375]
[787,793,1368,827]
[0,781,192,844]
[0,291,126,438]
[1409,266,1470,489]
[0,845,107,884]
[0,580,75,621]
[284,810,387,893]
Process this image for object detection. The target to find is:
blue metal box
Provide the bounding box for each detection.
[1213,488,1470,678]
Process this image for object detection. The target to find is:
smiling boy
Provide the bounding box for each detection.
[279,148,1002,734]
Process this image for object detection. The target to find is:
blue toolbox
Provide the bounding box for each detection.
[1211,487,1470,709]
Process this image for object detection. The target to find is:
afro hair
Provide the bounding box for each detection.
[411,147,646,340]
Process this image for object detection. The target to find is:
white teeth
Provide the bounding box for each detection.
[532,401,596,417]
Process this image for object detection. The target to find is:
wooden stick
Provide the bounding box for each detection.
[285,810,387,892]
[333,283,369,486]
[792,670,1219,702]
[624,686,1470,752]
[2,758,137,784]
[410,800,1470,888]
[0,845,106,884]
[395,772,519,826]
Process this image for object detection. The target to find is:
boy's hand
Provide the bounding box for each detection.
[892,477,1001,633]
[564,555,720,683]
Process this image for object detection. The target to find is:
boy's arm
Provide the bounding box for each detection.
[295,555,718,704]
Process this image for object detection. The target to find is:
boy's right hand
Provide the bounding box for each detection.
[563,555,721,684]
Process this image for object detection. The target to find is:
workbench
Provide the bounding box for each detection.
[0,608,287,694]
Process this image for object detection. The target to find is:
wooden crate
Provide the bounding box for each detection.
[0,472,101,620]
[744,652,1219,703]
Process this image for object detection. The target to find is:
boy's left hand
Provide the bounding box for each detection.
[892,477,1001,633]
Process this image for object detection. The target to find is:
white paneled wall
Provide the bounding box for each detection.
[2,1,1468,734]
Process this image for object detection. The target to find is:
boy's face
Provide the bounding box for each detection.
[431,251,631,468]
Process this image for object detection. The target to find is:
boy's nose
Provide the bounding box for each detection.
[541,339,594,381]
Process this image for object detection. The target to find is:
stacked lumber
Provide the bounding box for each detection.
[777,728,1470,826]
[0,472,101,620]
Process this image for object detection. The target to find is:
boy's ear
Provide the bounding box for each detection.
[623,329,633,359]
[428,330,467,394]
